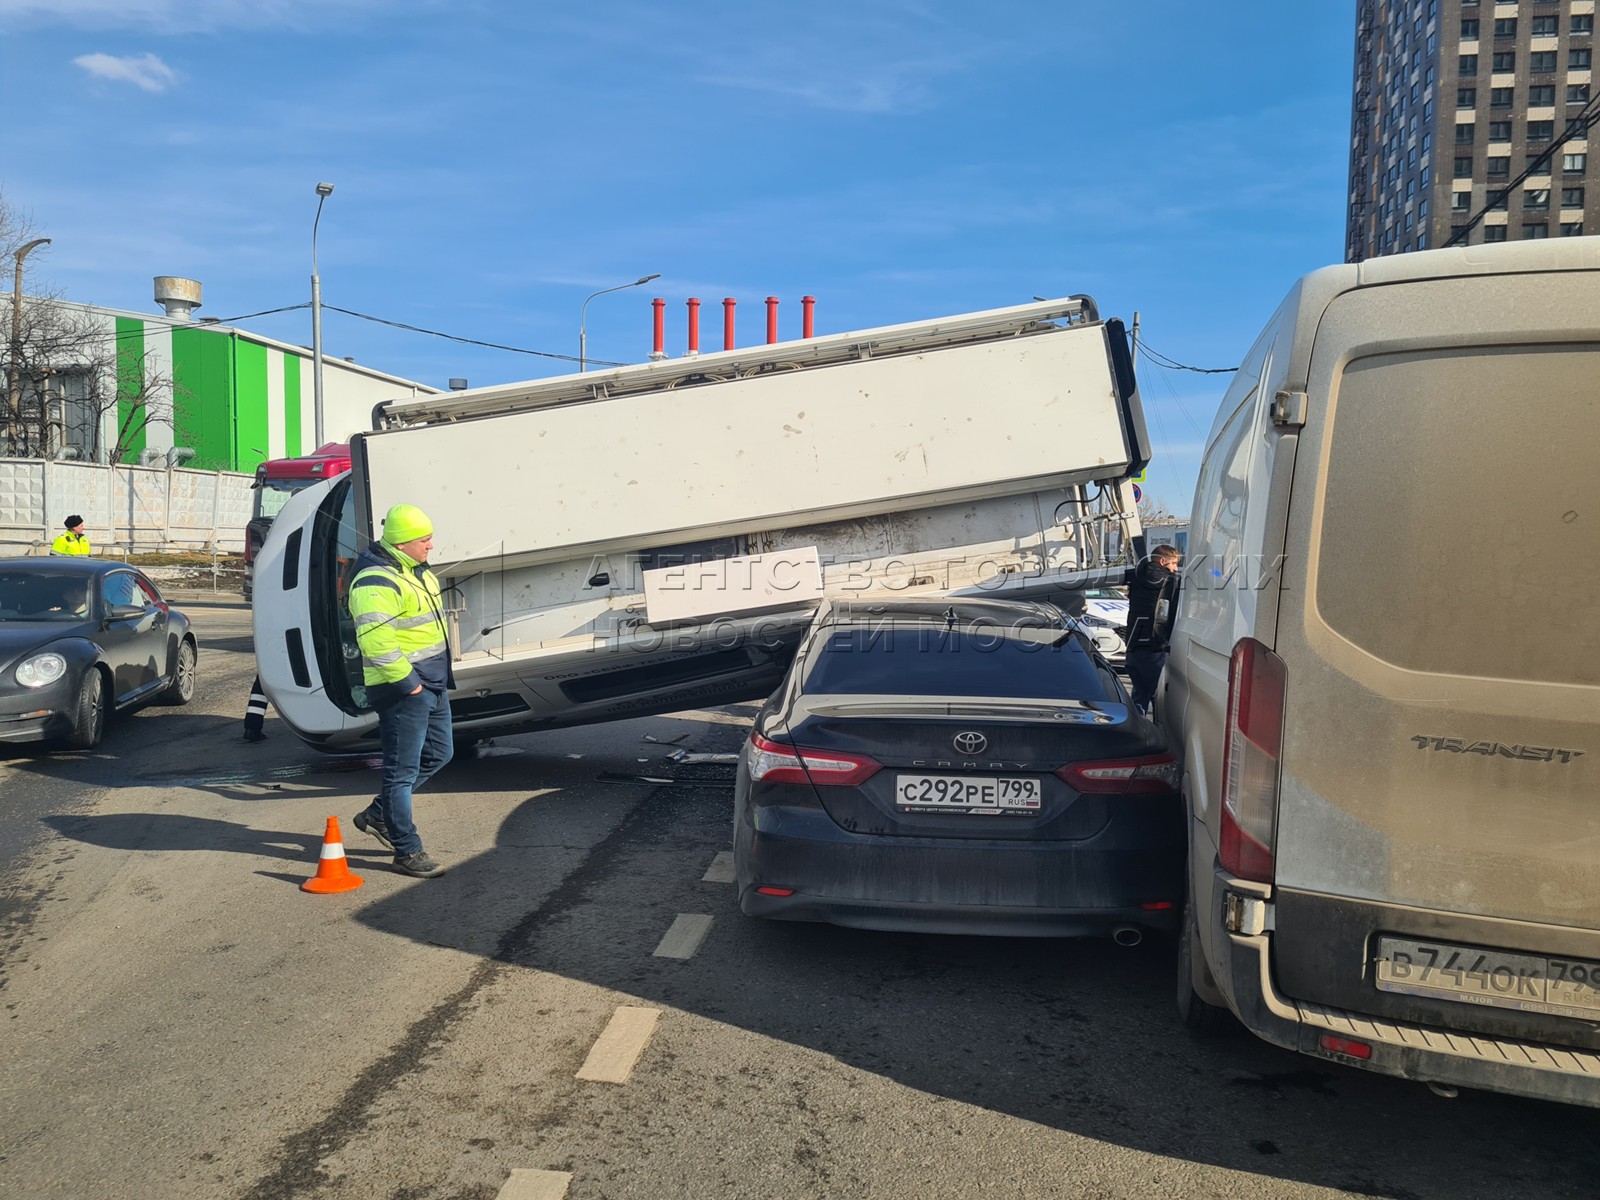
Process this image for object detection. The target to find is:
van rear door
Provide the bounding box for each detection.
[1268,267,1600,1050]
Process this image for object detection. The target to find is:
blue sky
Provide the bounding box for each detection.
[1,1,1355,514]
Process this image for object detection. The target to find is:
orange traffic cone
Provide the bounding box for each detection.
[301,816,365,894]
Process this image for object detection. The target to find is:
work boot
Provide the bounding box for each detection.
[393,851,445,878]
[353,810,395,851]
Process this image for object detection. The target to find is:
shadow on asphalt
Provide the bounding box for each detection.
[331,758,1600,1200]
[42,812,324,865]
[22,702,1600,1197]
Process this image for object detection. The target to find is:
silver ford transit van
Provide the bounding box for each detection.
[1163,239,1600,1107]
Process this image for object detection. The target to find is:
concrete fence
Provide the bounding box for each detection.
[0,457,254,556]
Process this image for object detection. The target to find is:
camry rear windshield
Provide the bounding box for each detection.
[802,624,1108,700]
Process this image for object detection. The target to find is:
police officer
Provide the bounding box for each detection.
[50,516,91,556]
[348,504,455,878]
[1125,543,1182,717]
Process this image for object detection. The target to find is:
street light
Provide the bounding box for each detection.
[8,237,51,451]
[579,274,661,372]
[310,182,334,449]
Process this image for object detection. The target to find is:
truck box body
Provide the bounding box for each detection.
[253,297,1151,749]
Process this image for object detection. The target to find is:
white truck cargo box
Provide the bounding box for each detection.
[254,296,1152,749]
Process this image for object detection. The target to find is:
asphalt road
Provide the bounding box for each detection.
[1,601,1597,1200]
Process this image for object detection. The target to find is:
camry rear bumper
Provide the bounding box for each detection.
[736,803,1183,938]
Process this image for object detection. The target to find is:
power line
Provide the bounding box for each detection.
[54,301,623,368]
[1139,345,1210,443]
[213,303,310,323]
[325,305,621,367]
[1136,341,1239,375]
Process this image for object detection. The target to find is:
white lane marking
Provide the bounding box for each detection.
[575,1006,662,1084]
[496,1168,573,1200]
[652,913,714,959]
[701,851,735,883]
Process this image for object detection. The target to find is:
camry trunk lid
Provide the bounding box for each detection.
[780,695,1168,841]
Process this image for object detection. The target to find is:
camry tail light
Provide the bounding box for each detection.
[1056,753,1179,795]
[1219,637,1286,884]
[746,733,881,787]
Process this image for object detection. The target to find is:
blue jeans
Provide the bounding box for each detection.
[1126,648,1168,714]
[367,687,453,857]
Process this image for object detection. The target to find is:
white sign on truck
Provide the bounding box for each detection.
[253,295,1152,750]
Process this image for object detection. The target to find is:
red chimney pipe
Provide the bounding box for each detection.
[722,298,736,350]
[802,295,815,339]
[651,298,665,358]
[686,297,701,355]
[765,296,779,344]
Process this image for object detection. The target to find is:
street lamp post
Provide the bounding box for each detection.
[8,237,51,451]
[579,274,661,372]
[310,182,334,449]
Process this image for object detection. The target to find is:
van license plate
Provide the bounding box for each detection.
[1375,937,1600,1019]
[895,775,1041,811]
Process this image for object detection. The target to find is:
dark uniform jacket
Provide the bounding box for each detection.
[1126,557,1179,652]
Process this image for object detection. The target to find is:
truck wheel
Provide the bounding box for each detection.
[160,639,197,706]
[59,669,107,750]
[1176,899,1235,1036]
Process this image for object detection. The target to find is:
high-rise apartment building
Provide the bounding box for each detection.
[1347,0,1597,261]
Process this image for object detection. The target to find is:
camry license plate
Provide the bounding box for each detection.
[1375,936,1600,1019]
[895,775,1041,811]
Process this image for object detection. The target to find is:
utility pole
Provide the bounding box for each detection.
[8,237,51,452]
[311,183,334,449]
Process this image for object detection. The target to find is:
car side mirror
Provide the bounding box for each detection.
[108,603,145,621]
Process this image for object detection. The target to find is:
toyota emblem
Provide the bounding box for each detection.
[953,731,988,755]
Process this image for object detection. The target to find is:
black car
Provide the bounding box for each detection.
[0,558,197,749]
[733,596,1184,939]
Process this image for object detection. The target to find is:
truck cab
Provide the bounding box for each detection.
[244,443,351,601]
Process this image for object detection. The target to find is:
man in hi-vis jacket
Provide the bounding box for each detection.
[50,515,91,556]
[348,504,456,878]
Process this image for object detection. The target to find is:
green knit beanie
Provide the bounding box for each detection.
[382,504,433,545]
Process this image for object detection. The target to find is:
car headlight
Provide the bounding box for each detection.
[16,653,67,688]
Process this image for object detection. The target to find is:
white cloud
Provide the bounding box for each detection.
[72,51,178,92]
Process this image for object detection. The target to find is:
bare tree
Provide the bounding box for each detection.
[1136,492,1174,525]
[3,191,181,462]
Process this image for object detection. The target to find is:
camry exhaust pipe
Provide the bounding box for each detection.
[1111,926,1143,947]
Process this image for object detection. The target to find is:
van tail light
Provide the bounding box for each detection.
[243,529,258,566]
[1219,637,1286,884]
[1056,753,1179,795]
[745,733,881,787]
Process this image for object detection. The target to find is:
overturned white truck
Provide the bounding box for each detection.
[253,296,1153,750]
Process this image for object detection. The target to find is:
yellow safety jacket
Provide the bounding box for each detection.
[50,530,91,556]
[348,541,455,708]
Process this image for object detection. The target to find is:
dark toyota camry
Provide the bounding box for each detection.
[0,558,197,749]
[733,596,1184,939]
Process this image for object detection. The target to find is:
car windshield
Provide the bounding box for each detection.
[802,622,1108,700]
[253,477,323,521]
[0,572,92,621]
